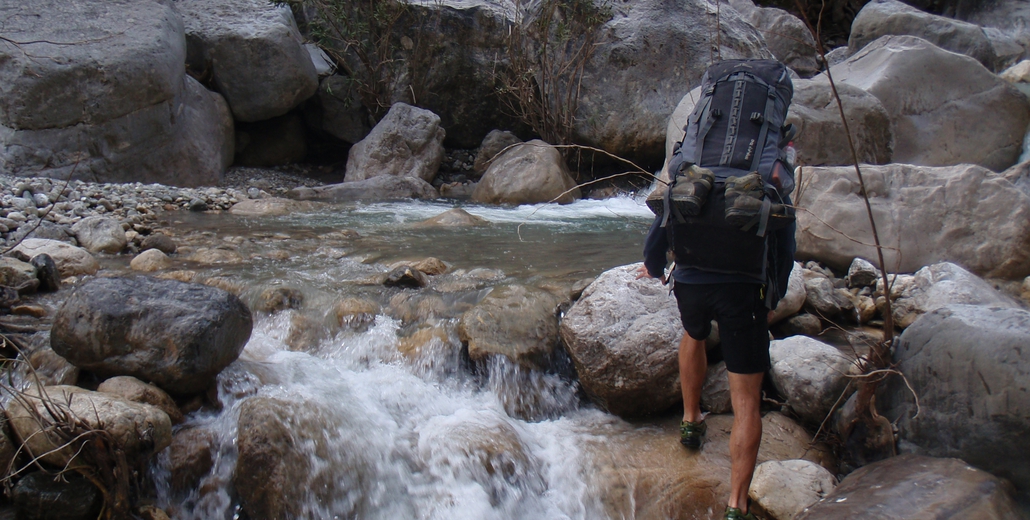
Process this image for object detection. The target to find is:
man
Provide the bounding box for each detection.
[637,199,794,520]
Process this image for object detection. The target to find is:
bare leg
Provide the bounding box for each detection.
[679,333,707,423]
[727,371,764,512]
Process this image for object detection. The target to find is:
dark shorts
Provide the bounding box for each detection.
[672,282,770,374]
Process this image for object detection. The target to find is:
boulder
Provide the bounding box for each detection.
[559,263,682,417]
[2,2,233,186]
[229,197,321,217]
[332,298,380,329]
[71,216,127,254]
[344,103,445,183]
[785,78,893,166]
[769,262,805,325]
[701,361,732,414]
[572,0,771,165]
[749,459,836,520]
[10,471,101,520]
[473,130,522,177]
[795,163,1030,279]
[166,427,216,494]
[12,239,98,277]
[177,0,318,122]
[412,209,489,228]
[881,262,1020,328]
[6,385,171,468]
[50,276,253,395]
[305,75,370,145]
[130,249,172,272]
[254,286,305,313]
[97,375,184,425]
[458,285,560,370]
[471,140,581,205]
[803,274,855,318]
[769,336,858,425]
[726,0,821,77]
[849,0,998,70]
[774,313,823,338]
[383,266,429,289]
[828,35,1030,171]
[0,257,37,288]
[234,112,307,167]
[796,455,1022,519]
[880,305,1030,498]
[288,175,440,202]
[846,257,879,288]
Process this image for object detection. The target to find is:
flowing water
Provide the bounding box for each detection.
[147,196,658,519]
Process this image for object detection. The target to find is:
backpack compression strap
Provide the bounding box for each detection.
[749,67,788,173]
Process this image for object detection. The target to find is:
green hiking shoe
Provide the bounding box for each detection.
[724,172,766,228]
[679,419,707,449]
[671,164,715,216]
[723,506,757,520]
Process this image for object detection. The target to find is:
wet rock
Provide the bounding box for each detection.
[796,164,1030,279]
[881,305,1030,499]
[166,427,216,494]
[177,0,317,122]
[50,276,253,395]
[12,304,46,318]
[255,286,304,313]
[6,385,172,468]
[287,175,440,202]
[10,471,101,520]
[384,266,429,289]
[411,257,448,276]
[97,375,184,425]
[471,141,581,205]
[458,284,560,370]
[136,505,172,520]
[701,361,731,414]
[186,247,244,265]
[769,336,858,426]
[332,298,381,329]
[345,103,445,183]
[768,262,805,325]
[130,248,171,272]
[472,130,522,177]
[141,234,177,255]
[411,208,489,228]
[26,347,79,386]
[750,459,836,520]
[0,257,37,288]
[387,292,449,325]
[12,239,98,277]
[830,35,1029,171]
[397,325,450,359]
[228,197,320,217]
[560,263,682,417]
[796,455,1022,519]
[285,313,325,352]
[30,254,60,292]
[880,262,1020,329]
[849,0,998,70]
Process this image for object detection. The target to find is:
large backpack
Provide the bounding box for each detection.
[649,59,796,291]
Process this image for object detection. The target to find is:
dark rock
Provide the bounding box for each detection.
[187,199,209,212]
[881,304,1030,500]
[383,266,428,288]
[140,234,177,255]
[166,427,215,494]
[30,254,60,292]
[235,112,307,167]
[11,471,101,520]
[796,454,1022,519]
[50,276,253,395]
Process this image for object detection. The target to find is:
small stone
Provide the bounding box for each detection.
[130,249,172,272]
[11,304,47,318]
[188,199,209,212]
[384,266,429,288]
[256,286,305,313]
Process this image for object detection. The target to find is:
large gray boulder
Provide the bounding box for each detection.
[559,263,682,417]
[726,0,821,77]
[795,163,1030,279]
[881,305,1030,499]
[769,336,857,426]
[0,0,234,186]
[785,78,893,166]
[796,455,1023,519]
[288,175,440,202]
[457,285,561,370]
[50,276,253,395]
[880,262,1020,329]
[345,103,445,183]
[828,35,1030,172]
[6,384,171,468]
[177,0,318,122]
[572,0,771,165]
[849,0,998,70]
[749,459,837,520]
[471,140,581,205]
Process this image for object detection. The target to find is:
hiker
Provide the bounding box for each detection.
[637,59,797,520]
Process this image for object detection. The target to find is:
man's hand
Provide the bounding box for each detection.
[635,265,666,283]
